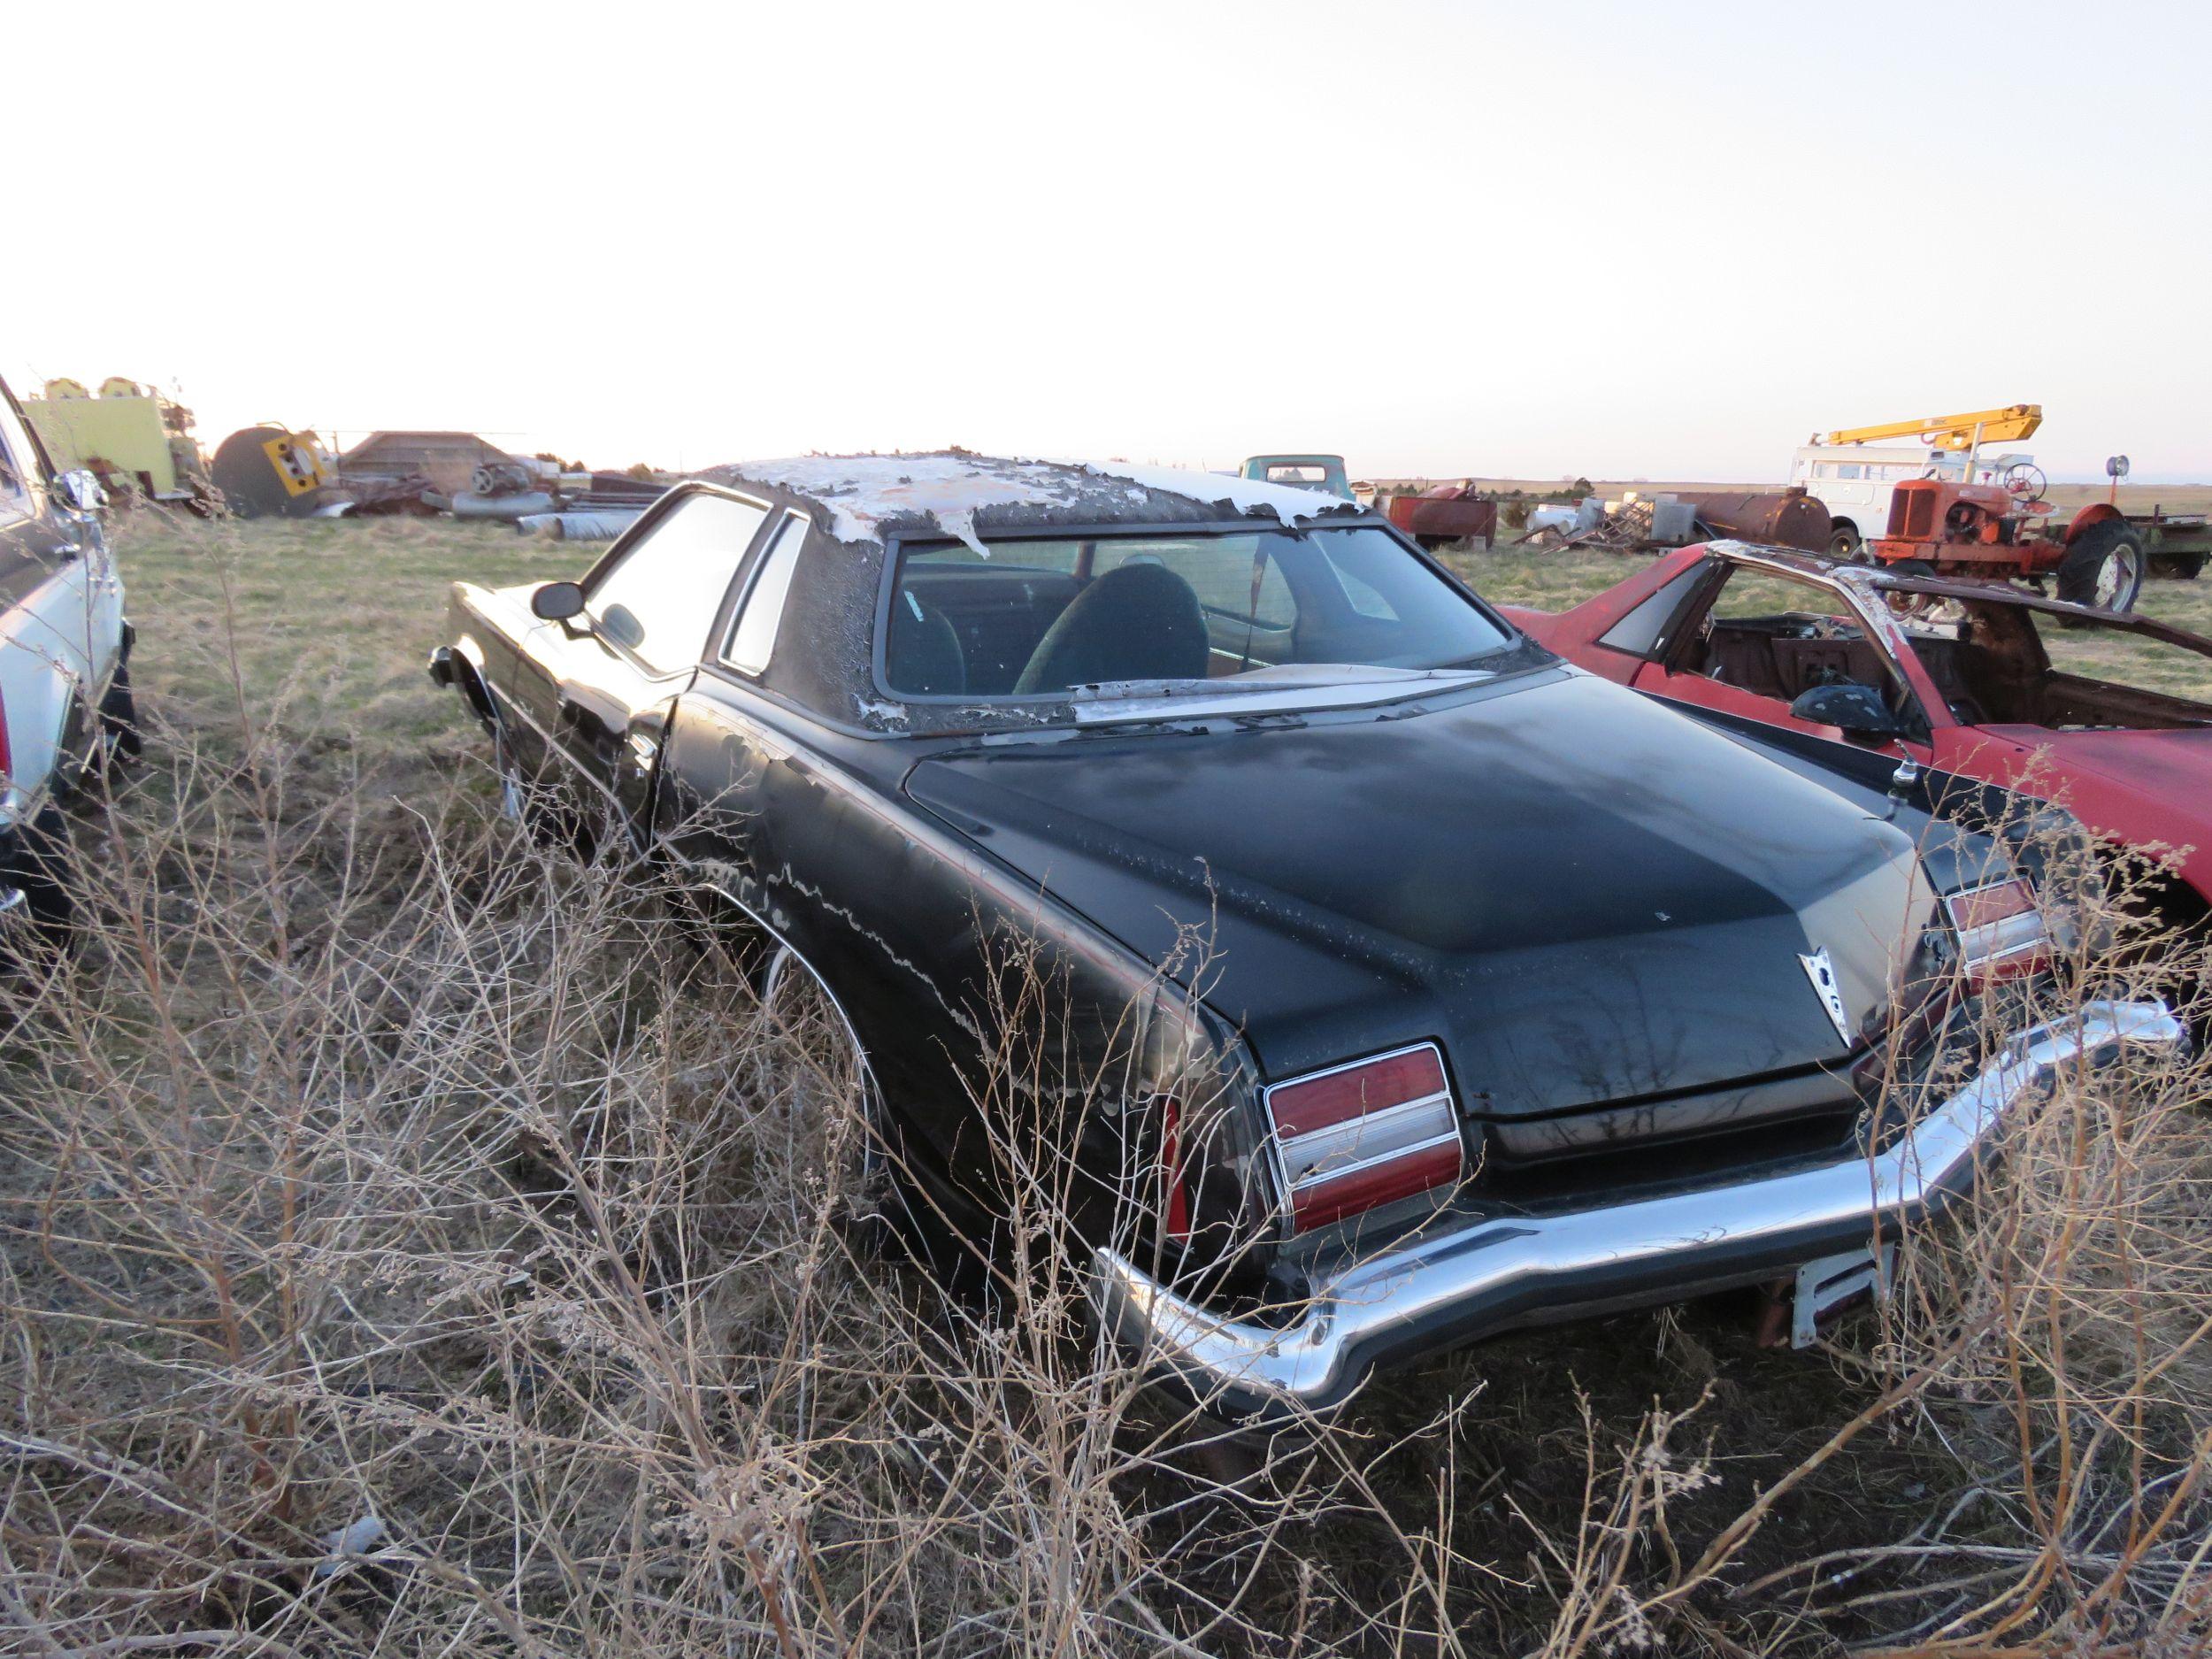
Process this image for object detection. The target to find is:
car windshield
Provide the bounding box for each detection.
[883,526,1514,706]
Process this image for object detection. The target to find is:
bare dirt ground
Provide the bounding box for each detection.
[1,511,2207,1655]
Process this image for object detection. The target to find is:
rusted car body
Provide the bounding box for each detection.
[1507,542,2212,930]
[431,463,2180,1420]
[1386,483,1498,549]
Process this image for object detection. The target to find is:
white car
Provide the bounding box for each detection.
[0,373,134,937]
[1792,443,2032,560]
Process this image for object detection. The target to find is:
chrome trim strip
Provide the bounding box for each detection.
[1288,1127,1463,1195]
[1095,1000,2186,1422]
[1277,1087,1454,1165]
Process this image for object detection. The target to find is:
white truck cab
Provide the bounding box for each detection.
[0,373,134,936]
[1791,443,2032,558]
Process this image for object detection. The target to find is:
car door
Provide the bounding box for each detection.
[516,487,772,842]
[0,381,106,799]
[1631,558,1934,762]
[651,508,821,896]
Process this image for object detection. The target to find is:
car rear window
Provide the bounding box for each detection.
[883,525,1513,701]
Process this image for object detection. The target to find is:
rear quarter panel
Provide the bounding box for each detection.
[652,680,1263,1255]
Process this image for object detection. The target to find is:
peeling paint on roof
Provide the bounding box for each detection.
[712,451,1360,554]
[1072,459,1355,528]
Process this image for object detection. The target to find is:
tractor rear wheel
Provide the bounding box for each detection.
[2058,520,2147,612]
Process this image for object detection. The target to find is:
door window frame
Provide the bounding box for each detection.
[1655,556,1934,740]
[0,383,49,527]
[718,509,813,679]
[572,481,777,681]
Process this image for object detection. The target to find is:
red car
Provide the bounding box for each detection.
[1506,542,2212,930]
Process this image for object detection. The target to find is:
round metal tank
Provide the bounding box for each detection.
[210,426,329,518]
[1678,488,1831,553]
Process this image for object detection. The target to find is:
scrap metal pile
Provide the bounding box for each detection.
[1516,487,1830,555]
[446,458,665,540]
[207,421,665,540]
[25,380,669,541]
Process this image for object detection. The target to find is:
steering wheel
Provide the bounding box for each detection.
[2001,461,2048,503]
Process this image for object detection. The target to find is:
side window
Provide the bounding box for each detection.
[1703,565,1846,628]
[1597,562,1709,657]
[725,512,810,675]
[0,392,41,523]
[584,493,768,674]
[1687,564,1923,728]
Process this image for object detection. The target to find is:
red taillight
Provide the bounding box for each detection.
[1265,1043,1464,1233]
[1944,879,2049,984]
[1158,1095,1193,1240]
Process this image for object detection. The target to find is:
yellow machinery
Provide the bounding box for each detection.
[1819,404,2043,452]
[23,377,205,503]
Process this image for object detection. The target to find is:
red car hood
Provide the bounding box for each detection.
[1975,724,2212,883]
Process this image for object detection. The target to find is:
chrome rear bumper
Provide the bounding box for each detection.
[1094,1000,2186,1423]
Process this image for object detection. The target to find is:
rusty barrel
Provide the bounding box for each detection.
[1678,488,1830,553]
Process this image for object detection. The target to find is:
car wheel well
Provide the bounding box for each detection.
[450,656,498,726]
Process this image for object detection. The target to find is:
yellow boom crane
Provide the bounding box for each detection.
[1819,404,2043,451]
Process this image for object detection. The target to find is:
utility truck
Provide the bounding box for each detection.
[1793,405,2206,613]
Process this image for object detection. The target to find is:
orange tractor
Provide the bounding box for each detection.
[1833,405,2155,611]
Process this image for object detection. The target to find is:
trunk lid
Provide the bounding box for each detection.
[908,671,1937,1122]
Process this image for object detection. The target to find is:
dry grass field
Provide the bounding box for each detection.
[1,511,2208,1655]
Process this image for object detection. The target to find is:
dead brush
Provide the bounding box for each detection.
[0,594,2208,1655]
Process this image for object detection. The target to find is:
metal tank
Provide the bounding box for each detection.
[1678,488,1832,554]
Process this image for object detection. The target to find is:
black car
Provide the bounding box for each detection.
[432,454,2180,1420]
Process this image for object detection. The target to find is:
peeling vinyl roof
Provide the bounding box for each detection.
[697,451,1364,554]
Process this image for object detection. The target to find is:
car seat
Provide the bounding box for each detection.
[890,596,967,695]
[1012,563,1210,694]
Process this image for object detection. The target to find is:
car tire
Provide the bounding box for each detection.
[2058,520,2147,612]
[1877,557,1943,619]
[8,805,76,950]
[1828,525,1863,562]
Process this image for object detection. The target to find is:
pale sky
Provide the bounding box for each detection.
[12,0,2208,482]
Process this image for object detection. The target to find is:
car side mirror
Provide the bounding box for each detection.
[531,580,586,621]
[55,469,107,515]
[1790,681,1900,741]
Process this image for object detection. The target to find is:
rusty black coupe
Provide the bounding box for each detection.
[432,454,2180,1420]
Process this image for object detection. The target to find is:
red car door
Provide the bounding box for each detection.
[1630,557,1936,764]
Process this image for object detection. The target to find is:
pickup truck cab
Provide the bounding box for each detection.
[1240,453,1355,501]
[0,373,134,935]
